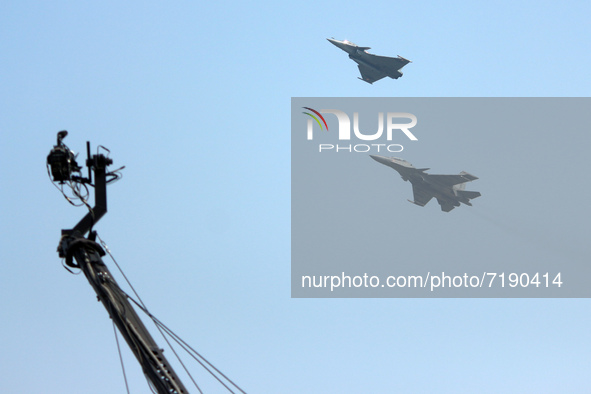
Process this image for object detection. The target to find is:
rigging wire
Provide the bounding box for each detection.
[101,245,204,394]
[87,251,176,394]
[88,257,138,394]
[136,305,246,394]
[97,235,206,394]
[121,289,247,394]
[149,315,204,394]
[112,321,131,394]
[97,235,248,393]
[125,295,243,394]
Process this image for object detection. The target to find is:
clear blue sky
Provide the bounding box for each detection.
[1,1,590,393]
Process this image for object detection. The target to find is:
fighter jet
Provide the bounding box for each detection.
[370,155,481,212]
[327,38,411,84]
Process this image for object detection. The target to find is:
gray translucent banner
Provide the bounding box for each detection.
[292,98,591,298]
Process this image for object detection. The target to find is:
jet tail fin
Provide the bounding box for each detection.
[457,190,481,199]
[407,199,426,207]
[459,171,478,181]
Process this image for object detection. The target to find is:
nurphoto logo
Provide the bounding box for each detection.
[302,107,418,153]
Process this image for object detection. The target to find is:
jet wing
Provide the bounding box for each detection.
[436,198,456,212]
[366,54,411,71]
[410,184,434,207]
[427,174,478,187]
[357,64,387,84]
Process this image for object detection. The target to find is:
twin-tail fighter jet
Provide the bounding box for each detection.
[327,38,411,84]
[370,155,481,212]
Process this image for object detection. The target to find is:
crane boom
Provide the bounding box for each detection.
[49,133,189,393]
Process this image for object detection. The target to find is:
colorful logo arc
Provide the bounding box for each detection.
[302,107,329,131]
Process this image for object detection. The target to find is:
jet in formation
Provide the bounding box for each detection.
[370,155,481,212]
[327,38,411,84]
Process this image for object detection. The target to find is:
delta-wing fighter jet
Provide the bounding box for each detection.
[327,38,411,84]
[370,155,481,212]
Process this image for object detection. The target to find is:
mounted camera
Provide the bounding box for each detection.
[47,130,82,183]
[48,131,123,237]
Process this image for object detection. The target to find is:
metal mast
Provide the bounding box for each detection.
[48,131,189,394]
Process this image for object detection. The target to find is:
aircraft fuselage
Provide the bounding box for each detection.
[370,155,480,211]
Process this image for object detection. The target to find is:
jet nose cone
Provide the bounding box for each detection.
[326,38,339,47]
[327,38,350,52]
[370,155,389,165]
